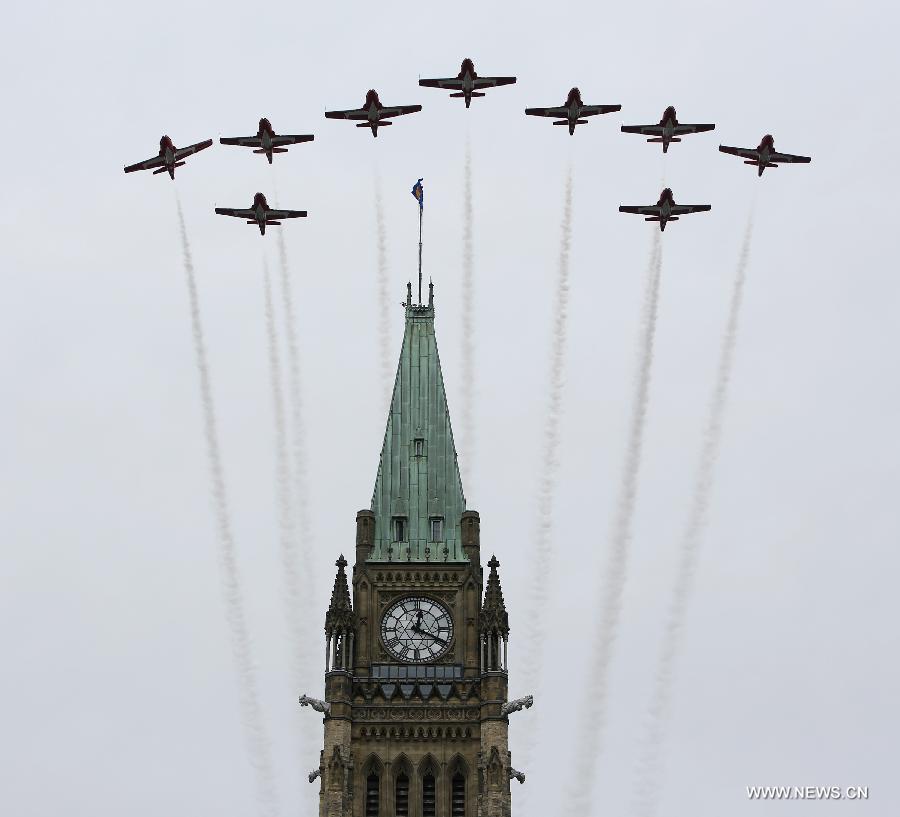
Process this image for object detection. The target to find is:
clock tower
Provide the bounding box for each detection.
[302,286,527,817]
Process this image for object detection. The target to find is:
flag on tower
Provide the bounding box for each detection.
[411,178,424,209]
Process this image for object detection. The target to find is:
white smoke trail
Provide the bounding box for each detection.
[460,136,474,491]
[175,196,279,817]
[273,223,320,815]
[630,216,754,817]
[262,256,307,680]
[565,229,664,817]
[374,177,392,407]
[518,167,574,776]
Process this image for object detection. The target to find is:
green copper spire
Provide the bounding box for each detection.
[369,286,467,561]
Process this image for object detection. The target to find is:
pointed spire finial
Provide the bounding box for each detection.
[407,281,412,306]
[428,279,434,307]
[336,554,347,569]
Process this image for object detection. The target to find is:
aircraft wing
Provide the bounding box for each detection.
[525,107,568,117]
[719,145,759,160]
[123,154,165,173]
[174,139,213,160]
[220,135,262,147]
[215,208,256,218]
[377,105,423,119]
[220,134,312,147]
[621,124,664,135]
[271,134,314,146]
[771,151,811,164]
[473,76,516,88]
[671,204,712,215]
[266,209,308,219]
[619,205,662,216]
[673,123,715,135]
[325,108,370,120]
[419,77,463,89]
[581,104,621,116]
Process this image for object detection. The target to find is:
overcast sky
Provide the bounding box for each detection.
[2,2,898,816]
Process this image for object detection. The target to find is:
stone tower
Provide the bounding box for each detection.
[302,287,528,817]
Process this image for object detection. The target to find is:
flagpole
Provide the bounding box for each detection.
[418,203,423,305]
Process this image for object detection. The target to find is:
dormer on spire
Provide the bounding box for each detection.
[480,555,509,673]
[325,555,355,672]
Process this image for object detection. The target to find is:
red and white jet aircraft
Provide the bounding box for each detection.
[621,106,715,153]
[719,134,811,177]
[525,87,621,135]
[215,192,307,236]
[123,135,213,180]
[619,187,711,232]
[418,58,516,108]
[325,90,421,137]
[219,118,314,164]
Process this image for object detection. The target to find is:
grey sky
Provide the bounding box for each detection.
[2,2,898,816]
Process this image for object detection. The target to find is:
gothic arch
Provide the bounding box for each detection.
[417,752,440,779]
[448,753,469,778]
[418,753,440,817]
[393,753,413,817]
[486,745,503,788]
[360,754,383,817]
[361,753,384,778]
[393,752,413,776]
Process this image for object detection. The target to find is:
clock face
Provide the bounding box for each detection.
[381,596,453,663]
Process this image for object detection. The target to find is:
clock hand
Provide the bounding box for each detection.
[412,624,448,646]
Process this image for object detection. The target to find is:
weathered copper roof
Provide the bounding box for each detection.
[369,293,467,561]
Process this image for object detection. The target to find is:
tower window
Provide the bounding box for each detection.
[413,438,425,456]
[366,772,379,817]
[392,517,407,542]
[422,773,436,817]
[430,517,444,541]
[395,773,410,816]
[451,772,465,817]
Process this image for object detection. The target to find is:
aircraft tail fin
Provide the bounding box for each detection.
[357,121,391,127]
[647,137,681,143]
[153,161,185,175]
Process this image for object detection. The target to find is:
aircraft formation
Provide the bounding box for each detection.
[123,57,812,234]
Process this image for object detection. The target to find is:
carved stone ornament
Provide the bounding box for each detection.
[500,694,533,716]
[353,705,480,722]
[308,768,322,783]
[299,693,331,714]
[508,767,526,784]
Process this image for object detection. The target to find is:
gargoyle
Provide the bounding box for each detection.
[298,693,331,714]
[308,769,322,783]
[508,767,526,784]
[500,694,533,716]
